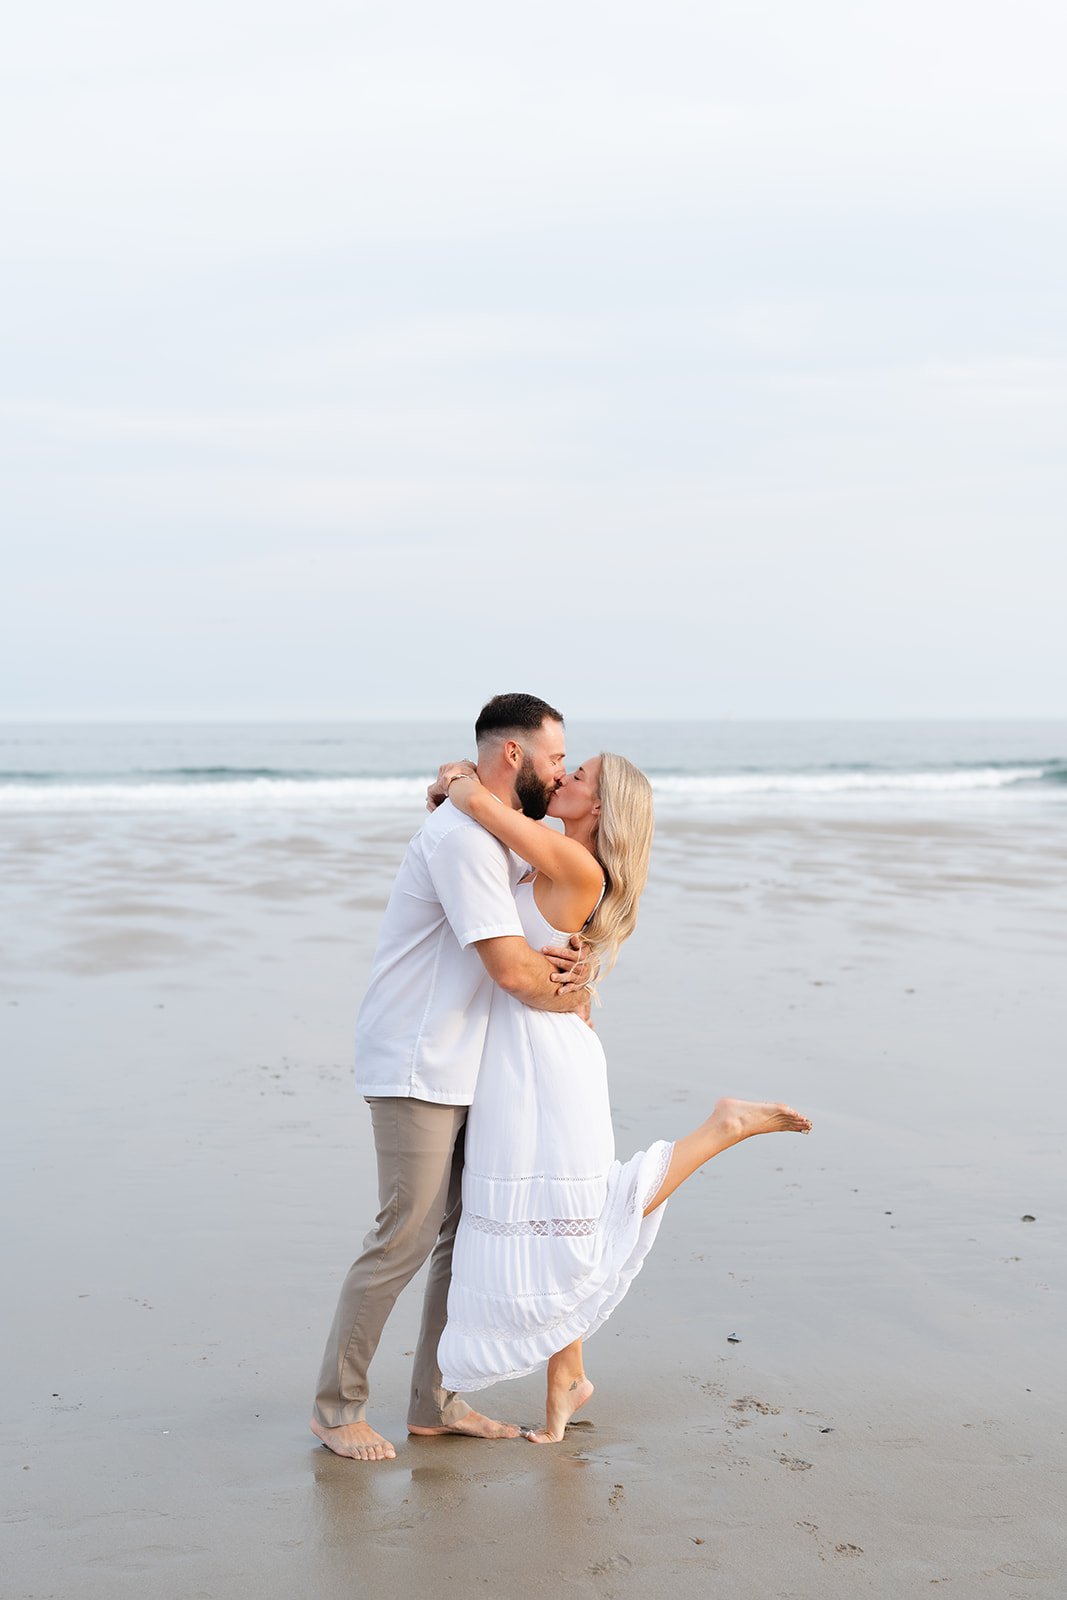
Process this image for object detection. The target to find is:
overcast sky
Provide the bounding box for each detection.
[2,0,1064,720]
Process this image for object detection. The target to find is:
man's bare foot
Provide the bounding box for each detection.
[708,1097,812,1144]
[525,1376,594,1444]
[310,1416,396,1461]
[407,1411,521,1440]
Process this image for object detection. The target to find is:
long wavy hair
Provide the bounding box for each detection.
[581,751,655,985]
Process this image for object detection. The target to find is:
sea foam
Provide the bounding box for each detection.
[0,766,1054,813]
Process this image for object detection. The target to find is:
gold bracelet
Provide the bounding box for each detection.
[445,771,476,790]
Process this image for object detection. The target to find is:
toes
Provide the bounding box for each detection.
[352,1441,395,1460]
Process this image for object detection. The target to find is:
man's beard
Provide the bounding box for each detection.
[515,755,555,820]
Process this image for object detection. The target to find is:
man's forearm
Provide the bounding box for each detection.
[511,968,588,1013]
[475,936,588,1013]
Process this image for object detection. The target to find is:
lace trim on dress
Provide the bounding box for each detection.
[637,1140,675,1216]
[464,1213,599,1238]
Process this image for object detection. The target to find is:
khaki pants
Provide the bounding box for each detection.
[312,1096,472,1430]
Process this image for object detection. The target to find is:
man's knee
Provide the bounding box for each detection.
[361,1198,446,1275]
[363,1097,465,1278]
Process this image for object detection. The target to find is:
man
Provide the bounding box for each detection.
[311,693,588,1461]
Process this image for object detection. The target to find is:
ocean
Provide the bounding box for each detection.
[1,720,1065,815]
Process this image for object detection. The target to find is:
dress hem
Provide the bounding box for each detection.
[439,1140,674,1395]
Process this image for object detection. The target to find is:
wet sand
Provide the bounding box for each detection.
[2,802,1065,1597]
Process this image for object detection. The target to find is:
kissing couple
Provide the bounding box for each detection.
[311,693,810,1460]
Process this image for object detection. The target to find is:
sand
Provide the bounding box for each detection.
[2,800,1065,1597]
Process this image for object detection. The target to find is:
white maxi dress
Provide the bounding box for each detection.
[438,881,674,1394]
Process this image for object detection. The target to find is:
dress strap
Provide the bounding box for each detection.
[581,877,607,931]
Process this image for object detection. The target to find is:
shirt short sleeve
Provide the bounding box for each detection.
[426,817,525,949]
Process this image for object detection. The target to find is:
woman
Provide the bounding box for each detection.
[436,753,811,1443]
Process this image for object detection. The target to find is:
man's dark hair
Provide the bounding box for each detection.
[475,692,564,746]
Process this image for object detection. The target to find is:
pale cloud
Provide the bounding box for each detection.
[1,0,1064,717]
[4,2,1067,259]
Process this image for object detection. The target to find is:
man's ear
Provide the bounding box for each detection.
[503,738,522,768]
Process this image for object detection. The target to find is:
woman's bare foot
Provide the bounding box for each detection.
[706,1096,812,1146]
[644,1097,813,1214]
[407,1411,521,1440]
[526,1376,595,1444]
[310,1416,396,1461]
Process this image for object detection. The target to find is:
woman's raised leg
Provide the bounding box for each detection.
[524,1338,595,1444]
[524,1100,810,1444]
[644,1097,811,1215]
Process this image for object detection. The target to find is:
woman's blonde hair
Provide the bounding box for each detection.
[582,751,655,985]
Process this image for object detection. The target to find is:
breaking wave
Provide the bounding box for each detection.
[0,761,1062,813]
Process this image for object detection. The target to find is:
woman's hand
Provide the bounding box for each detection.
[543,934,593,989]
[426,760,478,812]
[439,762,483,816]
